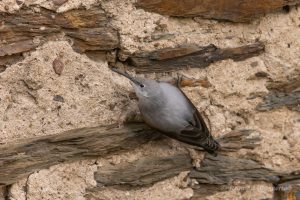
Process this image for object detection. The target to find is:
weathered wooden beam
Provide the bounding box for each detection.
[0,119,297,197]
[94,129,274,189]
[217,129,262,151]
[93,128,300,199]
[256,91,300,112]
[95,153,192,189]
[0,123,159,185]
[189,154,280,185]
[0,6,119,57]
[256,76,300,112]
[0,125,261,187]
[136,0,300,22]
[126,42,264,73]
[192,173,300,200]
[95,153,281,190]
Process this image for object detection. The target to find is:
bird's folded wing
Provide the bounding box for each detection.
[179,124,208,142]
[179,124,220,152]
[175,84,211,138]
[191,110,210,137]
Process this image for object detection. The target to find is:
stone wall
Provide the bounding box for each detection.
[0,0,299,199]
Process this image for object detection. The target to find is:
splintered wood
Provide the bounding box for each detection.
[136,0,300,22]
[127,43,265,73]
[0,6,119,68]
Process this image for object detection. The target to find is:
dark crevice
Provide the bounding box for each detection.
[0,66,7,73]
[4,185,11,200]
[282,5,291,13]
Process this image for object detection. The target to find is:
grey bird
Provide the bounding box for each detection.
[112,68,220,156]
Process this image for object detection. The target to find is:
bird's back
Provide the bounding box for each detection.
[139,82,194,133]
[138,81,220,155]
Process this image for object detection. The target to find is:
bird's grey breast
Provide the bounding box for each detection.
[139,82,194,133]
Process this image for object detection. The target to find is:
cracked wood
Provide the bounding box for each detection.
[94,129,278,188]
[136,0,300,22]
[126,42,264,73]
[0,6,119,58]
[93,129,300,198]
[256,75,300,112]
[0,123,159,185]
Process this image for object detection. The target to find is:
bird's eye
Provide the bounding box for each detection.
[140,84,145,88]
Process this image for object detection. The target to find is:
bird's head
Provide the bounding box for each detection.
[111,68,160,99]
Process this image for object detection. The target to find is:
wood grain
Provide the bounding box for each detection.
[95,153,192,189]
[0,123,159,185]
[190,154,280,185]
[256,75,300,112]
[94,129,278,188]
[126,42,264,73]
[0,6,119,57]
[136,0,300,22]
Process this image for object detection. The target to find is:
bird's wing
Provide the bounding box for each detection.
[178,123,220,155]
[177,88,211,137]
[176,104,221,153]
[174,75,211,136]
[175,85,220,153]
[190,109,211,137]
[179,122,207,141]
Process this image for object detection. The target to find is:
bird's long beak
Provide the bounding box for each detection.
[111,68,142,86]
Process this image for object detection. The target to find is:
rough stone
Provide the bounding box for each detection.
[1,0,299,199]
